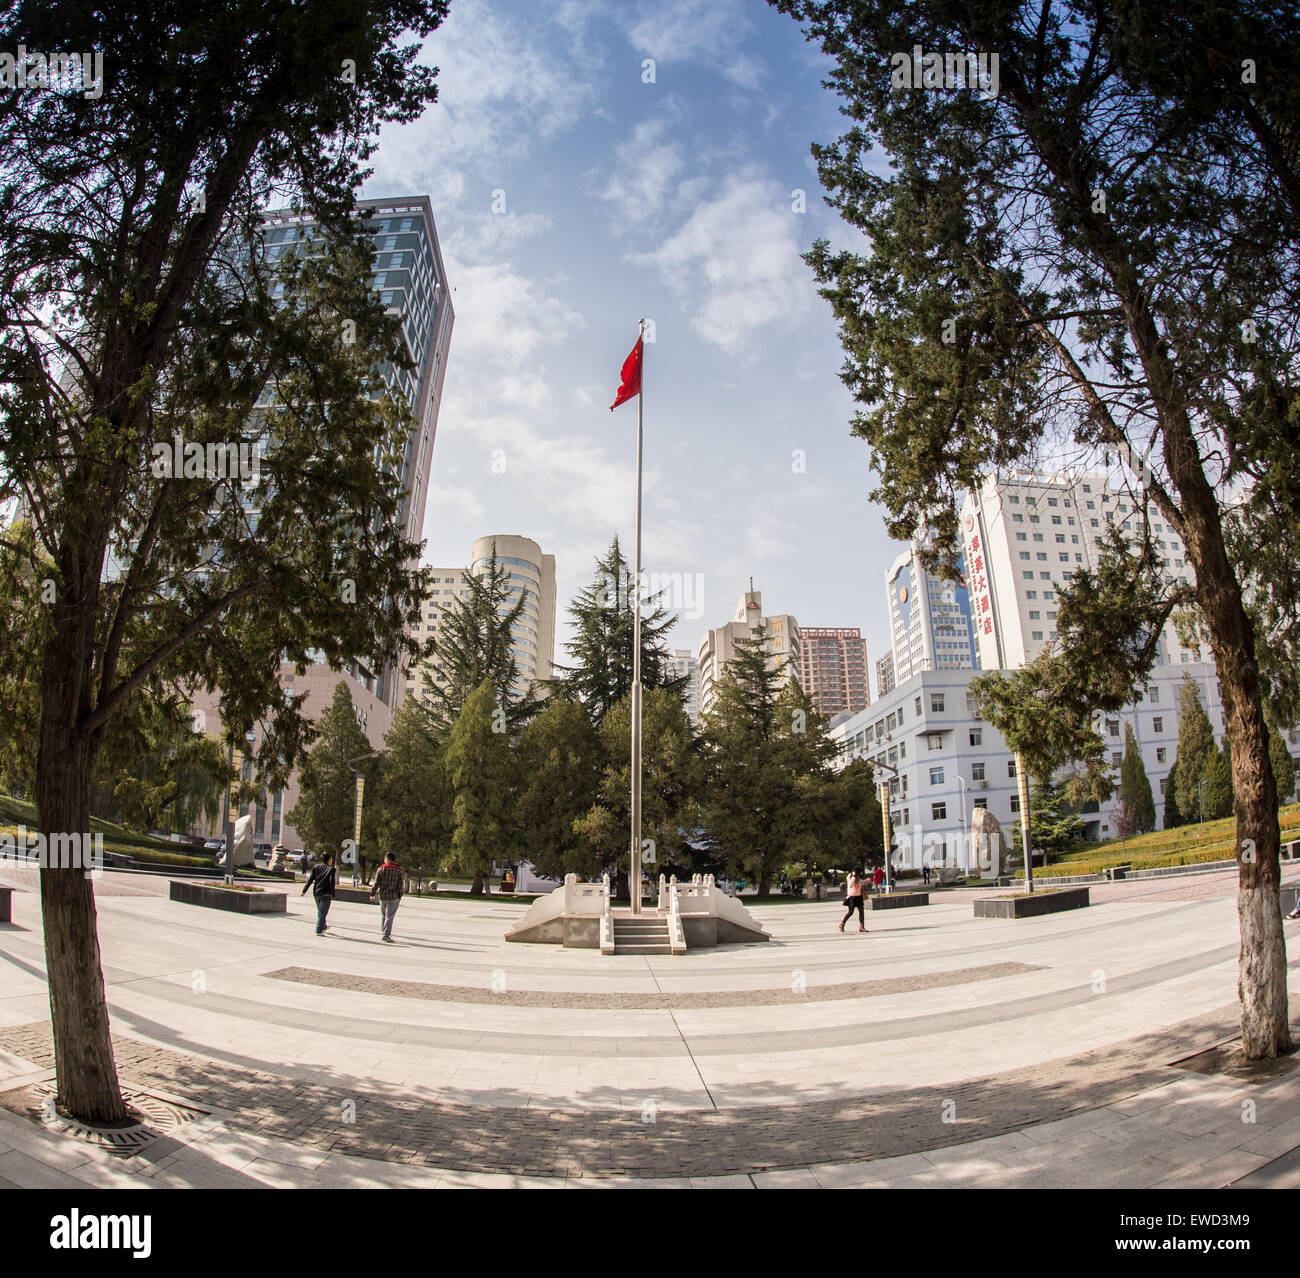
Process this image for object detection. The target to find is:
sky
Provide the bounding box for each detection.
[363,0,905,680]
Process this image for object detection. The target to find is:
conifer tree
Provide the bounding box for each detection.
[287,682,374,859]
[1269,728,1296,805]
[1200,745,1235,821]
[1174,677,1216,823]
[549,536,689,724]
[371,695,450,880]
[1118,723,1157,834]
[445,680,519,895]
[1164,759,1183,829]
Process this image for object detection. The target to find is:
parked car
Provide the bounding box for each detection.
[203,839,225,855]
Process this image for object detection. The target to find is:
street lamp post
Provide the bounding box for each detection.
[957,776,969,873]
[346,751,379,888]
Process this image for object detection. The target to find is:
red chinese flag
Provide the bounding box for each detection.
[609,336,643,411]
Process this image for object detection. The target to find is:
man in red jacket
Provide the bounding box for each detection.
[370,852,404,943]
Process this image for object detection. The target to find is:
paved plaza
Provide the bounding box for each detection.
[1,866,1299,1188]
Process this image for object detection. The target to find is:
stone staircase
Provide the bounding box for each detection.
[611,913,673,955]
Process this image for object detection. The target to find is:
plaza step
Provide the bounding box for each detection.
[611,915,673,955]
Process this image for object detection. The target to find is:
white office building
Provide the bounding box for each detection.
[697,587,799,718]
[886,542,979,682]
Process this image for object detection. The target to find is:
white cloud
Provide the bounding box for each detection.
[623,0,764,89]
[597,118,685,223]
[630,167,811,354]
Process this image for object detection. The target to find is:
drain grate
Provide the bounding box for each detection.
[23,1081,210,1156]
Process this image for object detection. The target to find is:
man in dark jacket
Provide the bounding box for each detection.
[301,851,337,935]
[370,852,403,943]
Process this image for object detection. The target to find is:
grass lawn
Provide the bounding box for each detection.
[1022,802,1300,879]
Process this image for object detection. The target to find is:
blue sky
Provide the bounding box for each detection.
[364,0,903,679]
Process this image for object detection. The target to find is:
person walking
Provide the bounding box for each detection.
[872,865,884,893]
[301,850,337,935]
[370,851,404,943]
[922,863,931,886]
[840,869,866,933]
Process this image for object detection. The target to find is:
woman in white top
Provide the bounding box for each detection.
[840,869,866,933]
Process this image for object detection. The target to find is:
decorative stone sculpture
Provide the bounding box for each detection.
[231,813,255,868]
[268,844,288,872]
[970,806,1005,877]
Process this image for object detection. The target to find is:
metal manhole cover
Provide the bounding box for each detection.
[26,1081,209,1156]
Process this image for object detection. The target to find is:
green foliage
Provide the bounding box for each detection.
[575,687,698,885]
[549,537,689,724]
[1270,727,1296,805]
[700,637,838,892]
[1174,677,1216,823]
[370,696,450,877]
[827,758,884,871]
[1164,758,1183,829]
[515,696,604,881]
[1119,723,1157,835]
[1009,776,1086,862]
[286,683,373,858]
[1200,745,1235,821]
[421,555,539,738]
[445,680,519,894]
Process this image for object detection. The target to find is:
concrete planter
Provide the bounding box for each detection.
[331,887,377,904]
[867,893,929,910]
[170,880,287,914]
[974,886,1090,919]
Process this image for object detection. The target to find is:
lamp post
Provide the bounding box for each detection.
[874,759,901,892]
[225,727,257,885]
[957,775,969,873]
[346,750,378,888]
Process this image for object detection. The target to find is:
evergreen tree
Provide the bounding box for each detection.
[445,680,519,895]
[1269,728,1296,805]
[1009,776,1086,865]
[549,536,689,723]
[370,696,451,881]
[1164,759,1183,829]
[1118,724,1157,834]
[1200,745,1235,821]
[575,687,698,894]
[774,0,1296,1057]
[701,637,836,895]
[826,758,883,873]
[422,555,537,738]
[1174,677,1216,822]
[287,682,374,860]
[515,696,604,882]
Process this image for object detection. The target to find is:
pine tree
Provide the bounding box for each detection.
[830,759,885,872]
[575,687,698,895]
[1118,723,1157,834]
[1174,677,1216,823]
[287,682,374,860]
[1164,759,1183,829]
[701,636,836,895]
[1009,776,1086,864]
[371,696,450,881]
[422,555,538,738]
[515,696,604,882]
[549,536,689,724]
[445,680,519,895]
[1269,728,1296,805]
[1200,745,1235,820]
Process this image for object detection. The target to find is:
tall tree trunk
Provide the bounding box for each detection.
[469,871,485,896]
[37,687,126,1124]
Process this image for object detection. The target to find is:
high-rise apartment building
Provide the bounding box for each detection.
[960,470,1199,670]
[876,651,896,699]
[405,535,557,703]
[798,627,870,718]
[696,588,799,717]
[197,196,453,849]
[665,648,702,726]
[886,543,978,683]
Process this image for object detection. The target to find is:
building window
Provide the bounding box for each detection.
[1112,751,1122,766]
[973,797,988,810]
[1010,795,1020,813]
[971,761,986,781]
[930,694,945,713]
[970,728,982,746]
[930,766,945,786]
[915,696,922,716]
[1029,610,1041,620]
[1149,687,1159,702]
[1153,716,1164,733]
[1156,747,1167,763]
[1107,719,1119,737]
[932,802,947,821]
[1008,759,1017,778]
[965,693,981,717]
[1020,551,1031,560]
[928,734,944,752]
[1032,630,1043,640]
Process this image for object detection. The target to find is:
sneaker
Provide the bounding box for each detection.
[1287,910,1300,920]
[382,936,394,943]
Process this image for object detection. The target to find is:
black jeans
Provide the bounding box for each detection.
[841,895,864,926]
[315,895,332,933]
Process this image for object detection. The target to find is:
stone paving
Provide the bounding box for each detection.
[0,862,1298,1186]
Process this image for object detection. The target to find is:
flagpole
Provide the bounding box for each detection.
[630,319,645,915]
